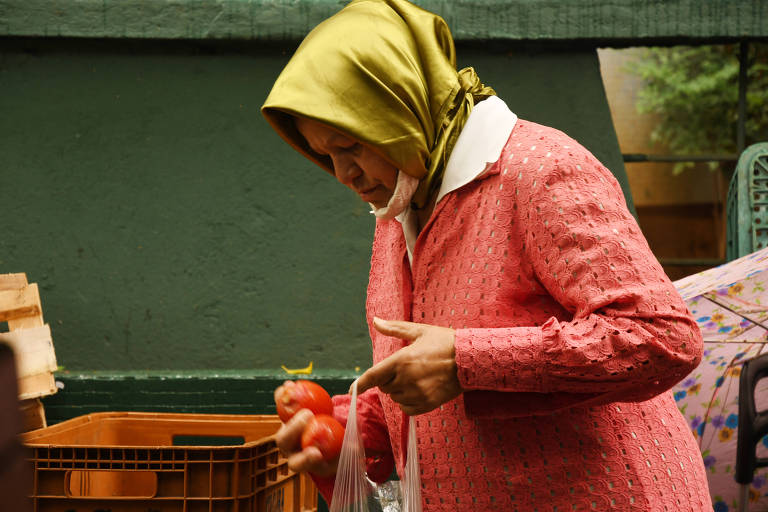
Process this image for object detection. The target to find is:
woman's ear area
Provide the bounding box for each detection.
[294,116,331,157]
[276,113,335,173]
[292,116,311,149]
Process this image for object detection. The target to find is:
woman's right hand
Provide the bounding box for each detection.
[274,407,340,477]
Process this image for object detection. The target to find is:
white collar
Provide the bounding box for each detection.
[396,96,517,262]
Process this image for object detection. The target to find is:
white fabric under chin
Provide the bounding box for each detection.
[369,171,420,220]
[371,96,518,264]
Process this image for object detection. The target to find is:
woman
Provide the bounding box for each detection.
[261,0,713,510]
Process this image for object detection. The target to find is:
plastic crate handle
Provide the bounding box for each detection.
[64,469,158,499]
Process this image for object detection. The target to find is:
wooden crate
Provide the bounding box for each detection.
[0,273,58,431]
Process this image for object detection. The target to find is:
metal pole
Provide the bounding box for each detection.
[739,482,749,512]
[737,41,749,155]
[622,154,738,163]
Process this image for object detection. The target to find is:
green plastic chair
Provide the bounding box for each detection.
[726,143,768,261]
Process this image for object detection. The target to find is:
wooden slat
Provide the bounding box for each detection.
[0,325,56,378]
[0,284,44,328]
[0,273,28,291]
[17,372,56,402]
[19,398,46,432]
[8,313,45,330]
[0,326,58,400]
[0,276,53,430]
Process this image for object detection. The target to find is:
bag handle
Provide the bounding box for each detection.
[330,380,423,512]
[402,415,422,511]
[330,380,374,512]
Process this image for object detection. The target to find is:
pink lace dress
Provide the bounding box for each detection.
[319,119,713,511]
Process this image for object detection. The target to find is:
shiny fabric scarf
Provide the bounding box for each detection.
[261,0,495,209]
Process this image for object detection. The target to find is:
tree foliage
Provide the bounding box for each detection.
[627,44,768,173]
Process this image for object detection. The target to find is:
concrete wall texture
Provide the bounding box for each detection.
[1,38,631,372]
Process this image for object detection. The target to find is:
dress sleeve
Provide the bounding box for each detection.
[453,139,703,417]
[310,387,393,502]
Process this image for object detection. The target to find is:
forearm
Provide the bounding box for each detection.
[455,303,702,416]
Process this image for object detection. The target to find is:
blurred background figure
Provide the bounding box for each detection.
[0,342,33,512]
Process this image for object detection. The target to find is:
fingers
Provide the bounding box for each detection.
[372,317,422,340]
[275,408,313,456]
[286,445,324,472]
[273,380,294,404]
[355,356,397,395]
[358,319,462,415]
[355,318,423,395]
[275,409,338,476]
[398,403,423,416]
[286,444,337,477]
[394,393,443,416]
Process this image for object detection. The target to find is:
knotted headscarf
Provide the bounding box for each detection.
[261,0,495,209]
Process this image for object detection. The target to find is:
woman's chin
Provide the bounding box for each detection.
[361,193,390,209]
[368,200,389,209]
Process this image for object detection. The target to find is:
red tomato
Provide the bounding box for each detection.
[275,380,333,423]
[365,451,395,483]
[301,414,345,461]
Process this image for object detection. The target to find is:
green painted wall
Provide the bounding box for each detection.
[1,39,376,372]
[2,0,765,42]
[1,38,628,373]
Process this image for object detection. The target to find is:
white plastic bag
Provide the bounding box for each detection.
[401,416,422,512]
[330,379,376,511]
[330,380,422,512]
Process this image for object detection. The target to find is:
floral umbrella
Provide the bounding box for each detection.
[672,247,768,512]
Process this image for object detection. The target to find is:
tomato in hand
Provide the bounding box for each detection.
[301,414,345,462]
[275,380,333,423]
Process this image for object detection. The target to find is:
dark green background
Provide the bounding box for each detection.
[1,39,628,373]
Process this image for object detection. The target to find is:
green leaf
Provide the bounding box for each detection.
[627,44,768,161]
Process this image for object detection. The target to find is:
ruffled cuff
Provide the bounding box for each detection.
[454,325,545,392]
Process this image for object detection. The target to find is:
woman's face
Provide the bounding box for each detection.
[295,117,398,209]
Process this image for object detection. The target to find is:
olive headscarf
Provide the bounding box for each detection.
[261,0,495,209]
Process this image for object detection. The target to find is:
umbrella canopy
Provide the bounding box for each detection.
[672,247,768,511]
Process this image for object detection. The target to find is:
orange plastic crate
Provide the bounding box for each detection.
[21,412,317,512]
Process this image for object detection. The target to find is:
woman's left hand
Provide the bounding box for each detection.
[355,317,463,415]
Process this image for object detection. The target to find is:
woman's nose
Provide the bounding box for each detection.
[331,154,359,186]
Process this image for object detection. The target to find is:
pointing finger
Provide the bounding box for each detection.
[353,355,398,395]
